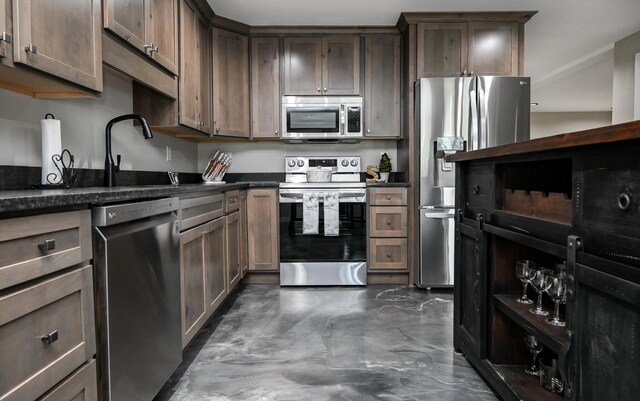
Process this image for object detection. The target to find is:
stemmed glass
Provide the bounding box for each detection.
[545,274,566,326]
[524,334,545,375]
[515,260,536,304]
[529,268,552,315]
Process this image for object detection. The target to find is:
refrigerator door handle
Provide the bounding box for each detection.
[423,211,456,219]
[478,81,487,149]
[469,87,479,151]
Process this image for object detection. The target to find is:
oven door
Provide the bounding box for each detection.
[279,188,367,285]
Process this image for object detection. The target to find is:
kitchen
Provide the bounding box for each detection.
[0,2,638,398]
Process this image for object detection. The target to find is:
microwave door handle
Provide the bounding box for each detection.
[340,105,345,136]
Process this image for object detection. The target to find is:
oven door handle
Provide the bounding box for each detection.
[279,193,366,203]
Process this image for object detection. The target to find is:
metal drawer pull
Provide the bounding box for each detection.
[618,191,632,210]
[386,252,392,258]
[40,330,59,345]
[25,43,37,53]
[386,195,392,200]
[38,239,56,252]
[1,32,11,43]
[386,219,392,225]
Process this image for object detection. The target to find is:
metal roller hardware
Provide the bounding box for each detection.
[618,191,632,210]
[25,43,37,53]
[40,330,59,345]
[38,239,56,252]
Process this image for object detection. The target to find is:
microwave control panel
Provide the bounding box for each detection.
[347,107,361,133]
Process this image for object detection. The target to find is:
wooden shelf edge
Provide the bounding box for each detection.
[491,363,564,401]
[493,294,567,354]
[484,221,567,258]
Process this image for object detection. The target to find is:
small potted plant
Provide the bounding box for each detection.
[378,153,392,182]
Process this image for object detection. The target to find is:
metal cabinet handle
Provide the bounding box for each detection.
[38,239,56,252]
[25,43,37,53]
[618,191,632,210]
[154,45,160,53]
[470,70,474,76]
[386,219,392,225]
[323,87,327,92]
[1,32,11,43]
[40,330,59,345]
[463,69,467,76]
[386,195,392,200]
[216,128,220,133]
[386,252,392,258]
[274,130,278,136]
[317,88,321,92]
[472,185,480,194]
[367,129,371,133]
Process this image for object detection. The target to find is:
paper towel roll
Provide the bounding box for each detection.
[41,115,62,185]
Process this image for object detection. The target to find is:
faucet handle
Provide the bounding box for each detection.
[115,154,121,173]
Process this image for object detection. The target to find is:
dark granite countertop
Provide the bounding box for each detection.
[366,182,410,187]
[0,182,279,214]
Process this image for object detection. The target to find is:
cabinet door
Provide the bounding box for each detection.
[369,206,407,237]
[226,212,241,291]
[251,37,280,138]
[147,0,178,74]
[1,0,12,64]
[103,0,146,53]
[179,0,210,133]
[239,190,248,277]
[180,224,207,348]
[364,35,400,137]
[204,217,226,314]
[467,22,519,76]
[247,189,279,270]
[284,36,322,95]
[13,0,103,91]
[212,28,249,137]
[322,35,360,95]
[565,246,640,401]
[453,221,487,359]
[417,23,467,78]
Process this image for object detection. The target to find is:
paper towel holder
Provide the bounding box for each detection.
[45,113,55,119]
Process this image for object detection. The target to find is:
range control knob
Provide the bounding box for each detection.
[287,159,296,167]
[341,159,349,167]
[350,159,359,167]
[297,159,305,167]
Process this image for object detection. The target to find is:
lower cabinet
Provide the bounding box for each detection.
[247,189,279,271]
[239,190,249,277]
[180,216,227,348]
[38,360,98,401]
[368,187,408,272]
[226,211,241,291]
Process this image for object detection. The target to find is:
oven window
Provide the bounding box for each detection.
[279,203,366,262]
[286,107,340,133]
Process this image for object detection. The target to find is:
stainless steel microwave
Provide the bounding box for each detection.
[281,96,363,143]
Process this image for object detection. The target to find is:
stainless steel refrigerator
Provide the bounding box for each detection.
[415,76,530,288]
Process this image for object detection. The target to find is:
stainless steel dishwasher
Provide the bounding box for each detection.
[92,197,181,401]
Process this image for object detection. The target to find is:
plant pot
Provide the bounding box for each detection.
[378,172,390,182]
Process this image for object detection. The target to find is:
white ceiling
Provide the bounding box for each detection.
[208,0,640,113]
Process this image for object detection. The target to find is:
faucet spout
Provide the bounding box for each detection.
[104,114,154,187]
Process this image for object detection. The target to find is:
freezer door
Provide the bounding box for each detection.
[417,77,472,206]
[473,76,530,150]
[418,208,456,287]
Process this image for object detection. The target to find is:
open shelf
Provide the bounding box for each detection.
[491,364,564,401]
[503,190,571,224]
[484,222,567,258]
[494,294,567,354]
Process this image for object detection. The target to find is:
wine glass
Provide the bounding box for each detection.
[529,268,552,315]
[524,334,545,375]
[515,260,536,304]
[545,275,566,326]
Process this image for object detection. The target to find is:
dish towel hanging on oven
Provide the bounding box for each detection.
[302,192,319,234]
[324,192,339,236]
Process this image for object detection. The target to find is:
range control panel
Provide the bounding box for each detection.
[285,156,361,174]
[347,107,361,133]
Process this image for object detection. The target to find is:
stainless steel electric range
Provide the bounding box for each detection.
[279,156,367,286]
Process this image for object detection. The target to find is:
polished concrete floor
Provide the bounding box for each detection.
[155,285,497,401]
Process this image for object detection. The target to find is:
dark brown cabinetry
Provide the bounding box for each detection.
[450,121,640,401]
[364,36,401,138]
[251,36,280,138]
[104,0,179,74]
[284,35,359,96]
[418,21,520,77]
[212,28,249,137]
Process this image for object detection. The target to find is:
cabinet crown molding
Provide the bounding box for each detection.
[396,11,537,31]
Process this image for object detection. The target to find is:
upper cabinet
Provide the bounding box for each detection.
[104,0,178,74]
[0,0,102,96]
[417,23,467,77]
[364,35,401,138]
[467,22,519,76]
[284,35,360,96]
[212,28,249,138]
[251,36,280,139]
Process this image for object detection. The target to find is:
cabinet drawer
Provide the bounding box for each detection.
[0,210,92,291]
[225,190,241,213]
[370,207,407,237]
[464,164,493,212]
[369,187,407,206]
[38,359,97,401]
[369,238,407,270]
[179,193,224,231]
[0,266,96,401]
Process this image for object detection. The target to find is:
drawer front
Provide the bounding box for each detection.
[0,266,96,401]
[369,187,407,206]
[38,360,97,401]
[225,190,241,214]
[370,207,407,237]
[369,238,407,270]
[0,210,92,291]
[463,164,493,212]
[179,193,224,231]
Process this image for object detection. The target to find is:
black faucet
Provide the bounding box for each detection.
[104,114,154,187]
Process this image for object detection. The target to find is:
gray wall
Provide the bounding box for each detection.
[531,111,612,139]
[613,30,640,123]
[0,71,199,172]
